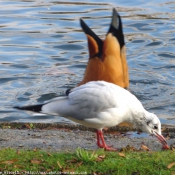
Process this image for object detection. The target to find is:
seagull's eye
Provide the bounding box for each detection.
[154,125,158,130]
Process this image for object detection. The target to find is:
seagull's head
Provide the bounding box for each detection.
[138,112,169,149]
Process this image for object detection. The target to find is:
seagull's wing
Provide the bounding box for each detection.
[41,81,118,120]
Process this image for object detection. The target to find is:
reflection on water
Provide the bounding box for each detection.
[0,0,175,125]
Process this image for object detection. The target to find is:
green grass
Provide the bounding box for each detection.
[0,148,175,175]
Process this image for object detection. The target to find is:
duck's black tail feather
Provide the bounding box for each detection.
[80,18,103,59]
[80,18,103,49]
[14,104,44,113]
[108,8,125,49]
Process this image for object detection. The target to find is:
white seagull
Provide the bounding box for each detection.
[15,81,169,151]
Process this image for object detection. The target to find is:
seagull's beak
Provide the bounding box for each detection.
[155,132,169,150]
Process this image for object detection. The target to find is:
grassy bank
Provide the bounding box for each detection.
[0,148,175,175]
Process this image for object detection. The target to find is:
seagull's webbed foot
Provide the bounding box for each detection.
[104,145,118,151]
[96,130,118,151]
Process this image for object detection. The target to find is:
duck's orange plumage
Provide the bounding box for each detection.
[78,9,129,89]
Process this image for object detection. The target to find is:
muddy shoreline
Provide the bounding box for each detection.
[0,123,175,151]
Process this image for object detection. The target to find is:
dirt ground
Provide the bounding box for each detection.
[0,123,174,151]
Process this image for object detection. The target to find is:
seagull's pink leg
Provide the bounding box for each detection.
[96,130,103,148]
[96,130,117,151]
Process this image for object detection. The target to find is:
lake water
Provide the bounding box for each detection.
[0,0,175,125]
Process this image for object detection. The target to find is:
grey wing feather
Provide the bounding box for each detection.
[42,81,117,120]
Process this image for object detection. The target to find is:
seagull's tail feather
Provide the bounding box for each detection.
[15,96,69,116]
[14,104,44,113]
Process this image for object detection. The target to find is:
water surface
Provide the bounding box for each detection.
[0,0,175,125]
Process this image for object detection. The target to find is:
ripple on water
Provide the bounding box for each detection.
[0,0,175,125]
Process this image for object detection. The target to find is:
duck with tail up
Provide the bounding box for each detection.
[78,8,129,89]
